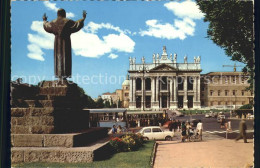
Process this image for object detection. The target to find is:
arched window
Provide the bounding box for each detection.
[136,78,142,90]
[145,78,151,90]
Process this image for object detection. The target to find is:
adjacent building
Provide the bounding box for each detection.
[200,72,253,109]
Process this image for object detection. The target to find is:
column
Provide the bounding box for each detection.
[174,77,178,102]
[133,78,136,102]
[170,78,173,101]
[193,76,197,108]
[183,76,188,108]
[129,77,133,101]
[197,76,201,108]
[141,77,145,110]
[153,77,160,110]
[151,77,155,102]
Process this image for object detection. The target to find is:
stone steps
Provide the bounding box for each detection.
[11,128,109,148]
[11,137,112,163]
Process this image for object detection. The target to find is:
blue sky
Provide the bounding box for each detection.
[11,1,243,98]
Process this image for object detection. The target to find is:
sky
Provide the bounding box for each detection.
[11,1,244,98]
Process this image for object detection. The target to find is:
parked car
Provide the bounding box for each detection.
[210,112,218,118]
[205,113,210,118]
[190,119,200,128]
[137,126,174,141]
[172,110,185,117]
[217,115,225,122]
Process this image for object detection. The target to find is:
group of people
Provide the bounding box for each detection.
[110,125,123,134]
[180,120,203,142]
[168,120,182,132]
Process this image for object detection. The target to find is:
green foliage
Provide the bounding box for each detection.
[104,100,111,108]
[196,0,254,91]
[239,104,253,110]
[96,97,104,108]
[109,133,144,152]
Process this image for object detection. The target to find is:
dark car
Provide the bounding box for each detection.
[190,119,200,128]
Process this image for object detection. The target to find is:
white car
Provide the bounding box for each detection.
[205,113,210,118]
[138,126,174,141]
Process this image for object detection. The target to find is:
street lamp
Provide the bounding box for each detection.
[139,56,149,111]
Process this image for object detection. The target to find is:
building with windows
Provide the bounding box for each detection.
[200,72,253,109]
[128,46,202,110]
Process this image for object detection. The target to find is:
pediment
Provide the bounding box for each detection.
[151,64,177,71]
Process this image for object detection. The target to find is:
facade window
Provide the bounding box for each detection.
[178,77,184,90]
[201,101,204,106]
[210,90,213,96]
[136,78,142,91]
[241,91,244,96]
[242,101,245,105]
[187,76,193,90]
[225,90,228,96]
[218,90,221,96]
[233,90,236,96]
[202,93,204,97]
[145,78,151,90]
[145,96,151,108]
[125,93,129,97]
[218,102,221,105]
[125,87,128,90]
[161,77,167,90]
[225,102,228,106]
[210,102,213,106]
[201,87,205,91]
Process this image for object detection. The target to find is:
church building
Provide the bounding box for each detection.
[128,46,202,111]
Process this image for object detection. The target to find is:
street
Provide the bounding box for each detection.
[153,113,254,168]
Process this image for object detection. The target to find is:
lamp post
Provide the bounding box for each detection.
[139,56,149,111]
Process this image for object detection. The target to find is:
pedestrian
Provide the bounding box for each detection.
[220,118,225,128]
[181,122,187,142]
[169,120,173,132]
[186,121,192,141]
[235,119,248,143]
[117,125,122,133]
[172,120,177,132]
[196,120,203,141]
[112,125,117,134]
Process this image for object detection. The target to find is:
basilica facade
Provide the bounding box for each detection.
[128,46,202,111]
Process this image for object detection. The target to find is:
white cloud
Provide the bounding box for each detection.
[85,21,134,35]
[43,1,75,18]
[27,21,135,61]
[140,0,204,40]
[108,53,119,59]
[27,44,45,61]
[27,21,54,61]
[71,30,135,58]
[164,1,204,20]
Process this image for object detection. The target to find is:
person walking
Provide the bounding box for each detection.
[196,120,203,141]
[181,122,187,142]
[235,119,248,143]
[186,121,192,141]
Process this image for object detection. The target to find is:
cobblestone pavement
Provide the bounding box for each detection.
[154,132,253,168]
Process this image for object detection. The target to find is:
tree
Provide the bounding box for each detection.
[196,0,254,91]
[104,100,111,108]
[96,97,104,108]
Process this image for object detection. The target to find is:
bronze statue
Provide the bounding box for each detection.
[43,9,86,80]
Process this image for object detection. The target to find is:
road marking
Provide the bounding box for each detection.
[205,130,254,134]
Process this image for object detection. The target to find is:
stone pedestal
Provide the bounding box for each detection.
[11,80,89,134]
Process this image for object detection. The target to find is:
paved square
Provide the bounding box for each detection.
[154,137,253,168]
